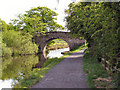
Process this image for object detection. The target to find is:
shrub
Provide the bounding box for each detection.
[2,30,38,56]
[2,43,12,56]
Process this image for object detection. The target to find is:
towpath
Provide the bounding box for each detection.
[32,49,89,88]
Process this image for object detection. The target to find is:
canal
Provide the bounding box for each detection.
[0,47,70,89]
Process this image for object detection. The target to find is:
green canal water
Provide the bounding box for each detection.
[0,47,69,89]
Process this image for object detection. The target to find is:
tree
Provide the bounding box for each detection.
[65,2,120,71]
[2,30,38,55]
[0,18,8,31]
[12,7,64,34]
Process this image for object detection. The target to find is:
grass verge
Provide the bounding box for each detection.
[83,49,118,88]
[62,43,87,55]
[13,43,87,88]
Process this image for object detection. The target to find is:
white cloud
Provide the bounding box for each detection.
[0,0,57,23]
[55,0,73,26]
[0,0,73,26]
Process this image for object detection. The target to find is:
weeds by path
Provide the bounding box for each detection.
[83,49,118,88]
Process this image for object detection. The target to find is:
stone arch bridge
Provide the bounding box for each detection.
[33,32,84,55]
[33,32,84,68]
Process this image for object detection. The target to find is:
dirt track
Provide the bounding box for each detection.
[32,49,89,88]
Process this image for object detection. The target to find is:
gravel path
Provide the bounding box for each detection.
[31,49,89,88]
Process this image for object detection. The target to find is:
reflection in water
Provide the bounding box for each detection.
[2,56,38,80]
[0,55,39,89]
[0,79,17,89]
[0,47,69,89]
[33,54,46,68]
[0,79,12,88]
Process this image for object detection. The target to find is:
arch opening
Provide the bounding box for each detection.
[43,38,70,58]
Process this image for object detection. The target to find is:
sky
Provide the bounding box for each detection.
[0,0,76,27]
[0,0,118,26]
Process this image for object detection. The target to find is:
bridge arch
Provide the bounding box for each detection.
[41,38,71,59]
[45,38,70,58]
[33,32,84,59]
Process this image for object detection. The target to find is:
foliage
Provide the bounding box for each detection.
[0,18,15,32]
[2,30,38,56]
[2,55,38,80]
[83,49,117,88]
[2,43,12,56]
[70,43,86,52]
[18,33,38,55]
[2,31,21,48]
[65,2,120,72]
[0,19,7,31]
[45,39,69,55]
[0,31,12,56]
[11,7,64,34]
[47,39,69,50]
[0,6,65,56]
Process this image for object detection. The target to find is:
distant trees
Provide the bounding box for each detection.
[1,29,38,56]
[65,2,120,72]
[3,30,38,55]
[1,6,64,56]
[11,7,63,34]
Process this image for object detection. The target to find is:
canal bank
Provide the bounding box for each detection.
[32,48,88,88]
[13,44,86,88]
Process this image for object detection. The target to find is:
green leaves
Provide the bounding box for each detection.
[2,55,38,80]
[11,7,63,35]
[65,2,120,72]
[2,30,21,48]
[1,6,65,56]
[2,30,38,56]
[0,19,8,31]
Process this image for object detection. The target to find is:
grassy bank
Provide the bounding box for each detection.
[13,43,86,88]
[62,43,87,55]
[83,49,119,88]
[14,55,69,88]
[47,39,69,50]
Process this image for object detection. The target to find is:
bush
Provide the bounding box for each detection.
[2,30,38,56]
[2,43,12,56]
[0,33,12,56]
[2,30,21,48]
[18,33,38,55]
[65,2,120,72]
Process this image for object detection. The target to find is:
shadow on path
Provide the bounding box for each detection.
[31,49,89,88]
